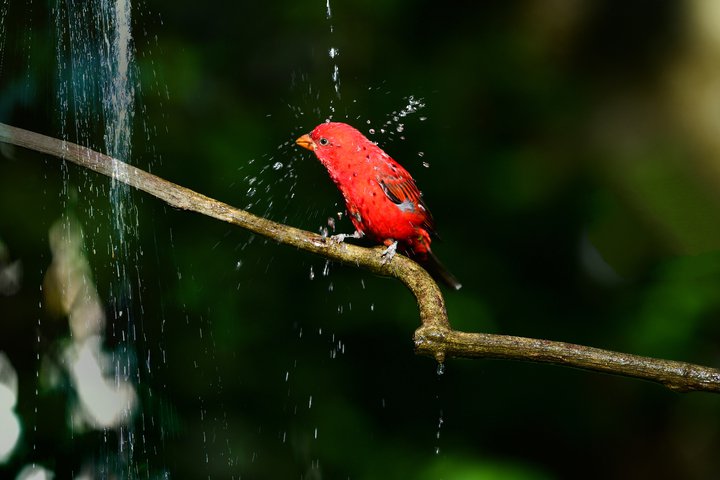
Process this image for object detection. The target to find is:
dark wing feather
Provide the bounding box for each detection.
[378,175,436,236]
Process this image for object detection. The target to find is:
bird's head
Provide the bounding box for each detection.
[295,122,365,161]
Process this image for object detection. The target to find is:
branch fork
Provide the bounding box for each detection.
[1,122,718,393]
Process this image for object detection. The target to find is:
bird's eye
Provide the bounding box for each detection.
[319,138,329,146]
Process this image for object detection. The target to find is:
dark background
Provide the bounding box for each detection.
[1,1,720,478]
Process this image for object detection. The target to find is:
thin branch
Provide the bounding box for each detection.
[414,328,720,392]
[1,122,719,394]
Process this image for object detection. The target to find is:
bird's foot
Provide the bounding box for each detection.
[380,241,398,264]
[330,230,364,244]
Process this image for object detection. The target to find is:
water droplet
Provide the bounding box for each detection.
[272,161,284,170]
[369,128,376,134]
[309,266,315,280]
[436,363,445,375]
[329,47,339,58]
[422,161,430,168]
[332,65,340,94]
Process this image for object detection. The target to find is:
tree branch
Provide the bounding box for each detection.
[1,122,718,393]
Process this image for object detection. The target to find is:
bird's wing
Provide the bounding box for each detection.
[377,174,436,235]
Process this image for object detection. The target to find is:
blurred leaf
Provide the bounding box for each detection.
[420,455,552,480]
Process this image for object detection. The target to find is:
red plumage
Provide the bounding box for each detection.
[296,122,461,290]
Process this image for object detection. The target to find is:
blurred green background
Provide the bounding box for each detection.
[1,0,720,478]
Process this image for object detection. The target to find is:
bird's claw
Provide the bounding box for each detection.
[380,241,398,264]
[330,231,364,244]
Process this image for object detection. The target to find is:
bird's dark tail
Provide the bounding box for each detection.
[422,250,462,290]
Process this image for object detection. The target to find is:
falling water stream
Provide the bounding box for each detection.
[53,0,145,475]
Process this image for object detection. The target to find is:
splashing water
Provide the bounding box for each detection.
[331,55,340,97]
[367,95,427,141]
[326,0,341,109]
[435,411,444,454]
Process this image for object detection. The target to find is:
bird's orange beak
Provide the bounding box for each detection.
[295,134,316,151]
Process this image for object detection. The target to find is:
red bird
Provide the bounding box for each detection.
[296,122,461,290]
